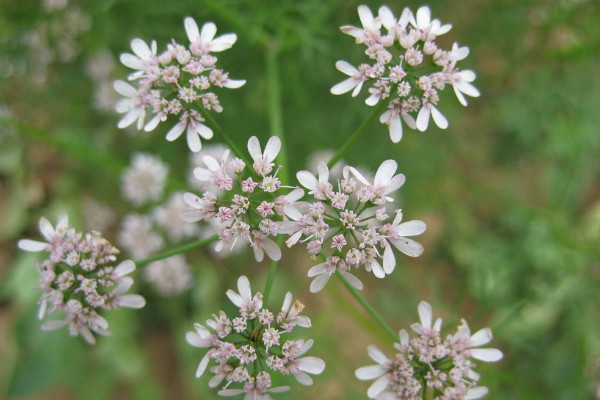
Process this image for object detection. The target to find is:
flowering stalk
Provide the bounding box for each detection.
[135,234,219,267]
[198,109,253,169]
[327,100,388,169]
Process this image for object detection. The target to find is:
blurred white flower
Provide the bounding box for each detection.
[121,153,168,206]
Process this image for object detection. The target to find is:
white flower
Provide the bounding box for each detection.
[379,210,426,274]
[247,136,281,176]
[153,193,200,241]
[118,214,164,259]
[285,339,326,385]
[218,386,290,399]
[450,69,480,106]
[340,5,382,42]
[345,159,406,203]
[18,213,70,252]
[379,108,417,143]
[412,6,452,40]
[226,276,263,315]
[416,101,448,131]
[410,301,443,335]
[452,320,504,362]
[144,255,193,296]
[114,80,148,130]
[121,152,168,206]
[165,110,214,153]
[297,161,334,200]
[251,234,281,262]
[184,17,238,53]
[119,38,157,80]
[307,257,363,293]
[330,61,366,96]
[278,292,311,330]
[355,345,393,398]
[185,322,216,378]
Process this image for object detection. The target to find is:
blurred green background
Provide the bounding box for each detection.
[1,0,600,399]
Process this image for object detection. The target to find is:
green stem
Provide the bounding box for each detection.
[334,270,398,341]
[327,101,388,169]
[265,40,290,185]
[200,110,252,168]
[135,235,219,267]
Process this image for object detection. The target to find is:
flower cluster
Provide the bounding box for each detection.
[143,255,193,296]
[17,214,145,344]
[186,276,325,398]
[356,301,503,400]
[183,136,303,262]
[331,5,479,142]
[121,152,169,206]
[281,160,426,292]
[115,17,245,152]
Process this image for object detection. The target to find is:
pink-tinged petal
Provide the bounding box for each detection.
[317,161,329,183]
[193,167,212,182]
[226,289,244,307]
[196,352,211,378]
[391,237,424,257]
[210,33,237,51]
[184,17,200,43]
[470,348,503,362]
[336,60,359,76]
[380,110,392,123]
[460,70,477,82]
[297,170,318,191]
[269,386,291,393]
[309,274,330,293]
[378,6,396,30]
[384,173,405,194]
[41,320,68,331]
[340,25,366,40]
[119,54,144,70]
[18,239,47,252]
[454,86,468,106]
[451,43,470,60]
[297,356,326,374]
[307,263,327,277]
[79,327,96,344]
[39,217,55,239]
[247,136,262,161]
[402,113,417,129]
[218,389,245,397]
[118,294,146,309]
[285,230,303,247]
[237,276,252,301]
[281,292,292,313]
[430,105,448,129]
[416,106,430,132]
[144,114,162,132]
[367,345,389,364]
[263,136,281,162]
[286,188,305,202]
[418,301,433,331]
[367,374,390,398]
[470,328,493,347]
[114,260,135,277]
[261,238,282,261]
[399,329,410,346]
[355,365,387,380]
[186,331,204,347]
[457,80,480,98]
[186,126,202,153]
[352,80,365,97]
[114,277,134,294]
[347,166,371,186]
[383,244,396,274]
[330,77,359,95]
[115,99,131,113]
[389,115,403,143]
[465,387,489,400]
[253,243,265,262]
[200,22,217,44]
[342,271,364,290]
[397,220,426,236]
[56,214,69,230]
[371,259,385,278]
[209,374,225,388]
[131,38,152,59]
[416,6,431,29]
[374,159,397,187]
[365,93,380,106]
[436,23,452,35]
[294,371,313,386]
[118,108,141,129]
[203,155,220,171]
[181,209,203,222]
[357,5,375,30]
[433,317,443,332]
[223,79,246,88]
[183,192,203,208]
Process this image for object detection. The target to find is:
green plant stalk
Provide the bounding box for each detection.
[327,101,389,169]
[135,235,219,267]
[200,110,253,168]
[334,270,398,341]
[265,41,290,185]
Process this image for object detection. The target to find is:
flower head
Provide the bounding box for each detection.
[18,214,145,344]
[121,152,168,206]
[332,5,479,142]
[356,301,502,399]
[115,17,245,152]
[186,276,324,398]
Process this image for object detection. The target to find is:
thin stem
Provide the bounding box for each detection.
[263,237,284,304]
[135,235,219,267]
[334,270,398,341]
[265,40,290,185]
[200,110,252,168]
[327,101,389,169]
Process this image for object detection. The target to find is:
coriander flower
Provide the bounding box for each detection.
[356,301,502,399]
[115,17,245,152]
[143,255,193,296]
[152,192,200,242]
[118,213,164,259]
[186,276,324,398]
[17,214,145,344]
[332,4,479,143]
[183,136,304,262]
[282,161,425,292]
[121,152,168,206]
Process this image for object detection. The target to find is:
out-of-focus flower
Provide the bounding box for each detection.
[332,5,479,142]
[121,152,169,206]
[186,276,324,398]
[143,255,193,296]
[355,301,502,399]
[153,192,200,242]
[115,17,245,152]
[118,213,164,259]
[17,214,145,344]
[281,161,425,292]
